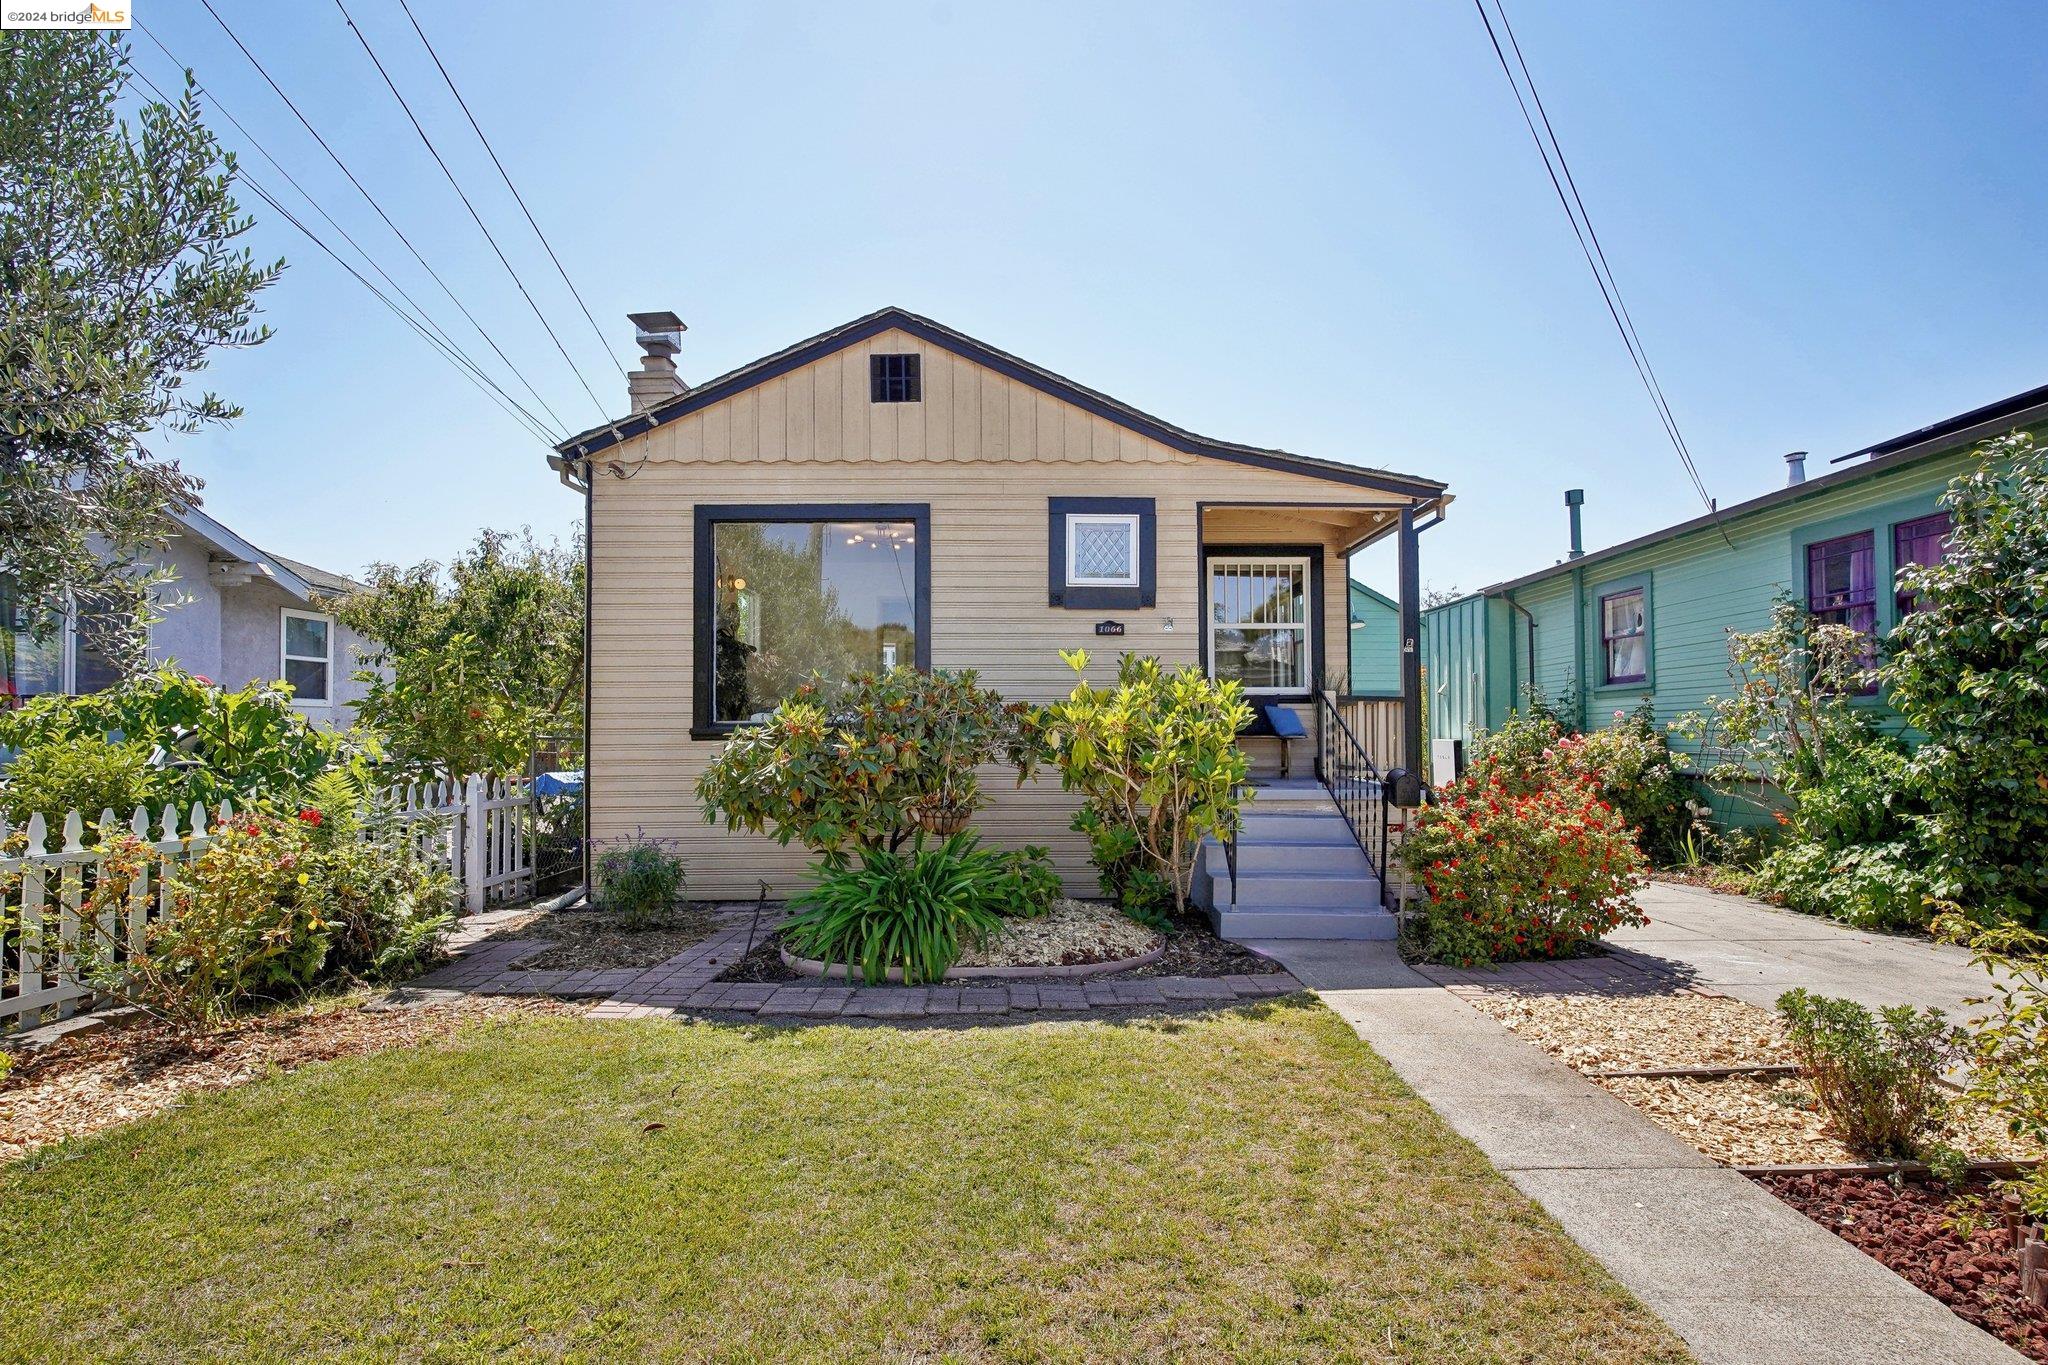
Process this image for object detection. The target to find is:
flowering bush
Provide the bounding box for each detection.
[66,780,453,1029]
[1400,766,1648,967]
[1469,702,1697,862]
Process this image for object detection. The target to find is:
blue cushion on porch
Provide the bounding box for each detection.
[1252,701,1306,739]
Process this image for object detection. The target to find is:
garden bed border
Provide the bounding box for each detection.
[779,942,1165,982]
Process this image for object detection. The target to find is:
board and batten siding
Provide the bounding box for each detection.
[588,327,1415,897]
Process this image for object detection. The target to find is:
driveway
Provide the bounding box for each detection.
[1615,880,1992,1019]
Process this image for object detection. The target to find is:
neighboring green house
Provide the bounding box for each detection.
[1423,382,2048,783]
[1347,580,1401,697]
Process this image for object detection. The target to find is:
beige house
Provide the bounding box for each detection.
[551,308,1448,934]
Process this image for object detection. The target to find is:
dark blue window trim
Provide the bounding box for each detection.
[691,502,932,738]
[1048,497,1155,610]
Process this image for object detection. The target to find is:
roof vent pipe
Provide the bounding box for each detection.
[1784,450,1808,487]
[1564,488,1586,560]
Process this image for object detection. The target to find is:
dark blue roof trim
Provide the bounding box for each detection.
[558,308,1445,500]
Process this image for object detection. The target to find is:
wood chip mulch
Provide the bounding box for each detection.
[1464,990,1792,1072]
[1759,1172,2048,1362]
[1457,988,2042,1166]
[0,996,574,1164]
[493,905,724,971]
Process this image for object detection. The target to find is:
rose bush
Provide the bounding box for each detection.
[1400,759,1648,967]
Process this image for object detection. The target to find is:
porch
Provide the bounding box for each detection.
[1194,499,1437,942]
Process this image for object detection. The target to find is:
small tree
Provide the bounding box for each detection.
[1,35,280,671]
[330,529,582,777]
[1036,650,1250,920]
[1886,433,2048,923]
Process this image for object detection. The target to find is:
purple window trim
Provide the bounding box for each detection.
[1600,588,1647,686]
[1806,529,1878,694]
[1893,512,1951,617]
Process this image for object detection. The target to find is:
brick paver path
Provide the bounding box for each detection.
[407,909,1302,1023]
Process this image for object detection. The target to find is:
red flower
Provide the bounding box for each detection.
[297,808,324,826]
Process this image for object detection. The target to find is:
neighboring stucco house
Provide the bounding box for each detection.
[1421,381,2047,792]
[0,504,373,728]
[551,307,1449,933]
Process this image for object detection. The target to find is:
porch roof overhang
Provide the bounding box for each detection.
[1198,494,1452,557]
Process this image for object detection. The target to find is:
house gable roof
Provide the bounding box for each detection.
[167,507,358,603]
[554,307,1447,501]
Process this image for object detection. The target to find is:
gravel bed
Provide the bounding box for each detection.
[1759,1172,2048,1361]
[1,996,574,1163]
[952,899,1160,968]
[1462,990,1792,1072]
[492,905,723,970]
[717,903,1282,984]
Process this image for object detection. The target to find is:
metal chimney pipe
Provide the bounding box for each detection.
[1784,451,1808,487]
[1564,488,1586,559]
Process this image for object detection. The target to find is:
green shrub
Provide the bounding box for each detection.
[696,667,1038,857]
[1399,766,1647,967]
[1886,433,2048,925]
[593,834,687,929]
[781,833,1009,984]
[991,844,1062,918]
[0,667,363,813]
[1776,988,1963,1157]
[69,801,453,1030]
[1753,840,1943,932]
[1038,650,1250,922]
[1938,916,2048,1212]
[1,734,161,825]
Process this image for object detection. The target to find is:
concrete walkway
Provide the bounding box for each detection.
[1247,933,2021,1364]
[1616,880,1992,1018]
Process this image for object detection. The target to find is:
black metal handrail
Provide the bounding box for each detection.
[1313,690,1394,910]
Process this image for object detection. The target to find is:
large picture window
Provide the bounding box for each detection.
[1208,554,1311,695]
[696,505,930,730]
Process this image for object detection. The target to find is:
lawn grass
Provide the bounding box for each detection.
[1,999,1688,1362]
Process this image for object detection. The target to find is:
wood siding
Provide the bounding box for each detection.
[588,329,1415,896]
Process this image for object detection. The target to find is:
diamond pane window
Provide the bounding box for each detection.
[1066,514,1139,586]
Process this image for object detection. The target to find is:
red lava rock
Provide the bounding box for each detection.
[1756,1172,2048,1361]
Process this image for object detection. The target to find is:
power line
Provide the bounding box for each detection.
[187,0,573,439]
[1472,0,1732,542]
[391,0,627,383]
[130,28,562,443]
[330,0,612,421]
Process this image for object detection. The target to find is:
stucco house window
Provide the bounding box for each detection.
[1892,511,1951,617]
[694,504,929,732]
[280,609,333,704]
[1600,588,1647,685]
[1208,555,1310,695]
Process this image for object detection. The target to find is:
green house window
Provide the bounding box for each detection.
[1600,589,1646,685]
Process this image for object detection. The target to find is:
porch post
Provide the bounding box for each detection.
[1397,503,1423,794]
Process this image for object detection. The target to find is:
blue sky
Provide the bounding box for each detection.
[133,1,2048,597]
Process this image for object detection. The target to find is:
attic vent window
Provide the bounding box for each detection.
[870,353,921,403]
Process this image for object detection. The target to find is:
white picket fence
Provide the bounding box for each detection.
[0,774,537,1032]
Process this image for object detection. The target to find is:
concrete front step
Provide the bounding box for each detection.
[1202,840,1373,874]
[1211,906,1398,940]
[1232,813,1354,844]
[1223,871,1381,910]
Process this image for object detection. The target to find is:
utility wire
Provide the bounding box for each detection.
[1472,0,1732,543]
[331,0,612,421]
[133,69,560,447]
[187,0,572,439]
[131,28,561,443]
[392,0,627,383]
